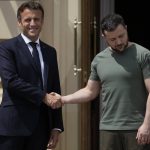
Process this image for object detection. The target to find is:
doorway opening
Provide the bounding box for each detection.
[115,0,150,49]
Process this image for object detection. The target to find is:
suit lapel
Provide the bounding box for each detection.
[39,41,49,90]
[17,35,41,75]
[16,35,49,90]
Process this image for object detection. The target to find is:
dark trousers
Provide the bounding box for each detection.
[0,105,50,150]
[100,130,150,150]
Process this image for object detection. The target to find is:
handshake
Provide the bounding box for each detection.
[43,92,63,109]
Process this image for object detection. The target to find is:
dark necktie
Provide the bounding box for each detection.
[29,42,42,74]
[29,42,43,89]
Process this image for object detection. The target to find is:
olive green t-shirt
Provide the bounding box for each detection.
[89,43,150,130]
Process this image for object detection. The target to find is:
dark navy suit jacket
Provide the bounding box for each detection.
[0,34,64,136]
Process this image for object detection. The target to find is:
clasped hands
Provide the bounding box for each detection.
[43,92,63,109]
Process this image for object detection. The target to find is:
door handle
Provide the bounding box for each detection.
[73,18,82,76]
[93,16,97,56]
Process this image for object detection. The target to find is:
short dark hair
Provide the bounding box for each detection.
[17,1,44,21]
[101,14,126,35]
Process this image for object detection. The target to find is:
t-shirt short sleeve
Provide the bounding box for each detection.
[89,57,100,81]
[138,49,150,79]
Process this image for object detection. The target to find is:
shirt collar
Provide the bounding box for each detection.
[21,33,40,45]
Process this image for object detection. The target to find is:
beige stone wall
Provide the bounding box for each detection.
[41,1,82,150]
[0,1,27,39]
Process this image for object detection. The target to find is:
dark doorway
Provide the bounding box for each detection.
[115,1,150,50]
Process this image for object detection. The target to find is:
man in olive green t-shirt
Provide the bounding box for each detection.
[50,14,150,150]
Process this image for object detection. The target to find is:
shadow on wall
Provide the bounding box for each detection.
[0,1,27,38]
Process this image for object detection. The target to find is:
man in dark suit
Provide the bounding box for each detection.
[0,1,63,150]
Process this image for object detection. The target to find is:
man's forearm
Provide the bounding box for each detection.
[143,93,150,125]
[61,88,95,104]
